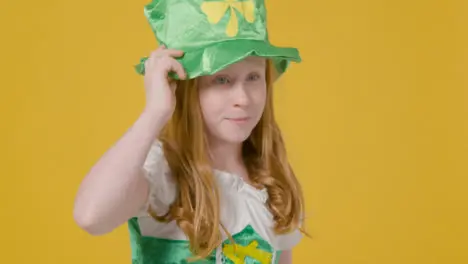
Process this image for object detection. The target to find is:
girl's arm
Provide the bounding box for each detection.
[278,250,292,264]
[73,46,185,236]
[73,111,166,235]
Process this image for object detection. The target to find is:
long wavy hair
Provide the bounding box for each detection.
[148,60,306,260]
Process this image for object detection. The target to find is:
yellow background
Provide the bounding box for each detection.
[1,0,467,263]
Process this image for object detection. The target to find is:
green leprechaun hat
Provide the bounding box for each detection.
[135,0,301,79]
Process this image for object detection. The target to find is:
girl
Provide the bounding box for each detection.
[74,0,306,263]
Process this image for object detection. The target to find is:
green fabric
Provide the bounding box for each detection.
[128,218,216,264]
[128,219,282,263]
[128,218,143,263]
[135,0,301,79]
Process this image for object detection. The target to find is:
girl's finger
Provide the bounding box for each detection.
[168,59,186,80]
[160,49,184,58]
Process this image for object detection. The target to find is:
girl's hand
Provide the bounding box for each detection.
[143,45,186,122]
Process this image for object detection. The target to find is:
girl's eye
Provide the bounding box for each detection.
[213,76,230,85]
[247,73,261,81]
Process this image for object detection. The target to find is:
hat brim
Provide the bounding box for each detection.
[134,39,301,80]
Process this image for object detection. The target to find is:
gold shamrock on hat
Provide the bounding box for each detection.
[201,0,255,37]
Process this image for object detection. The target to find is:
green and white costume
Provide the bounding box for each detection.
[128,141,302,263]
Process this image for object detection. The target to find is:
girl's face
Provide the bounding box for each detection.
[198,56,267,144]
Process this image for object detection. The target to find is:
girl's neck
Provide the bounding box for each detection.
[208,139,246,177]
